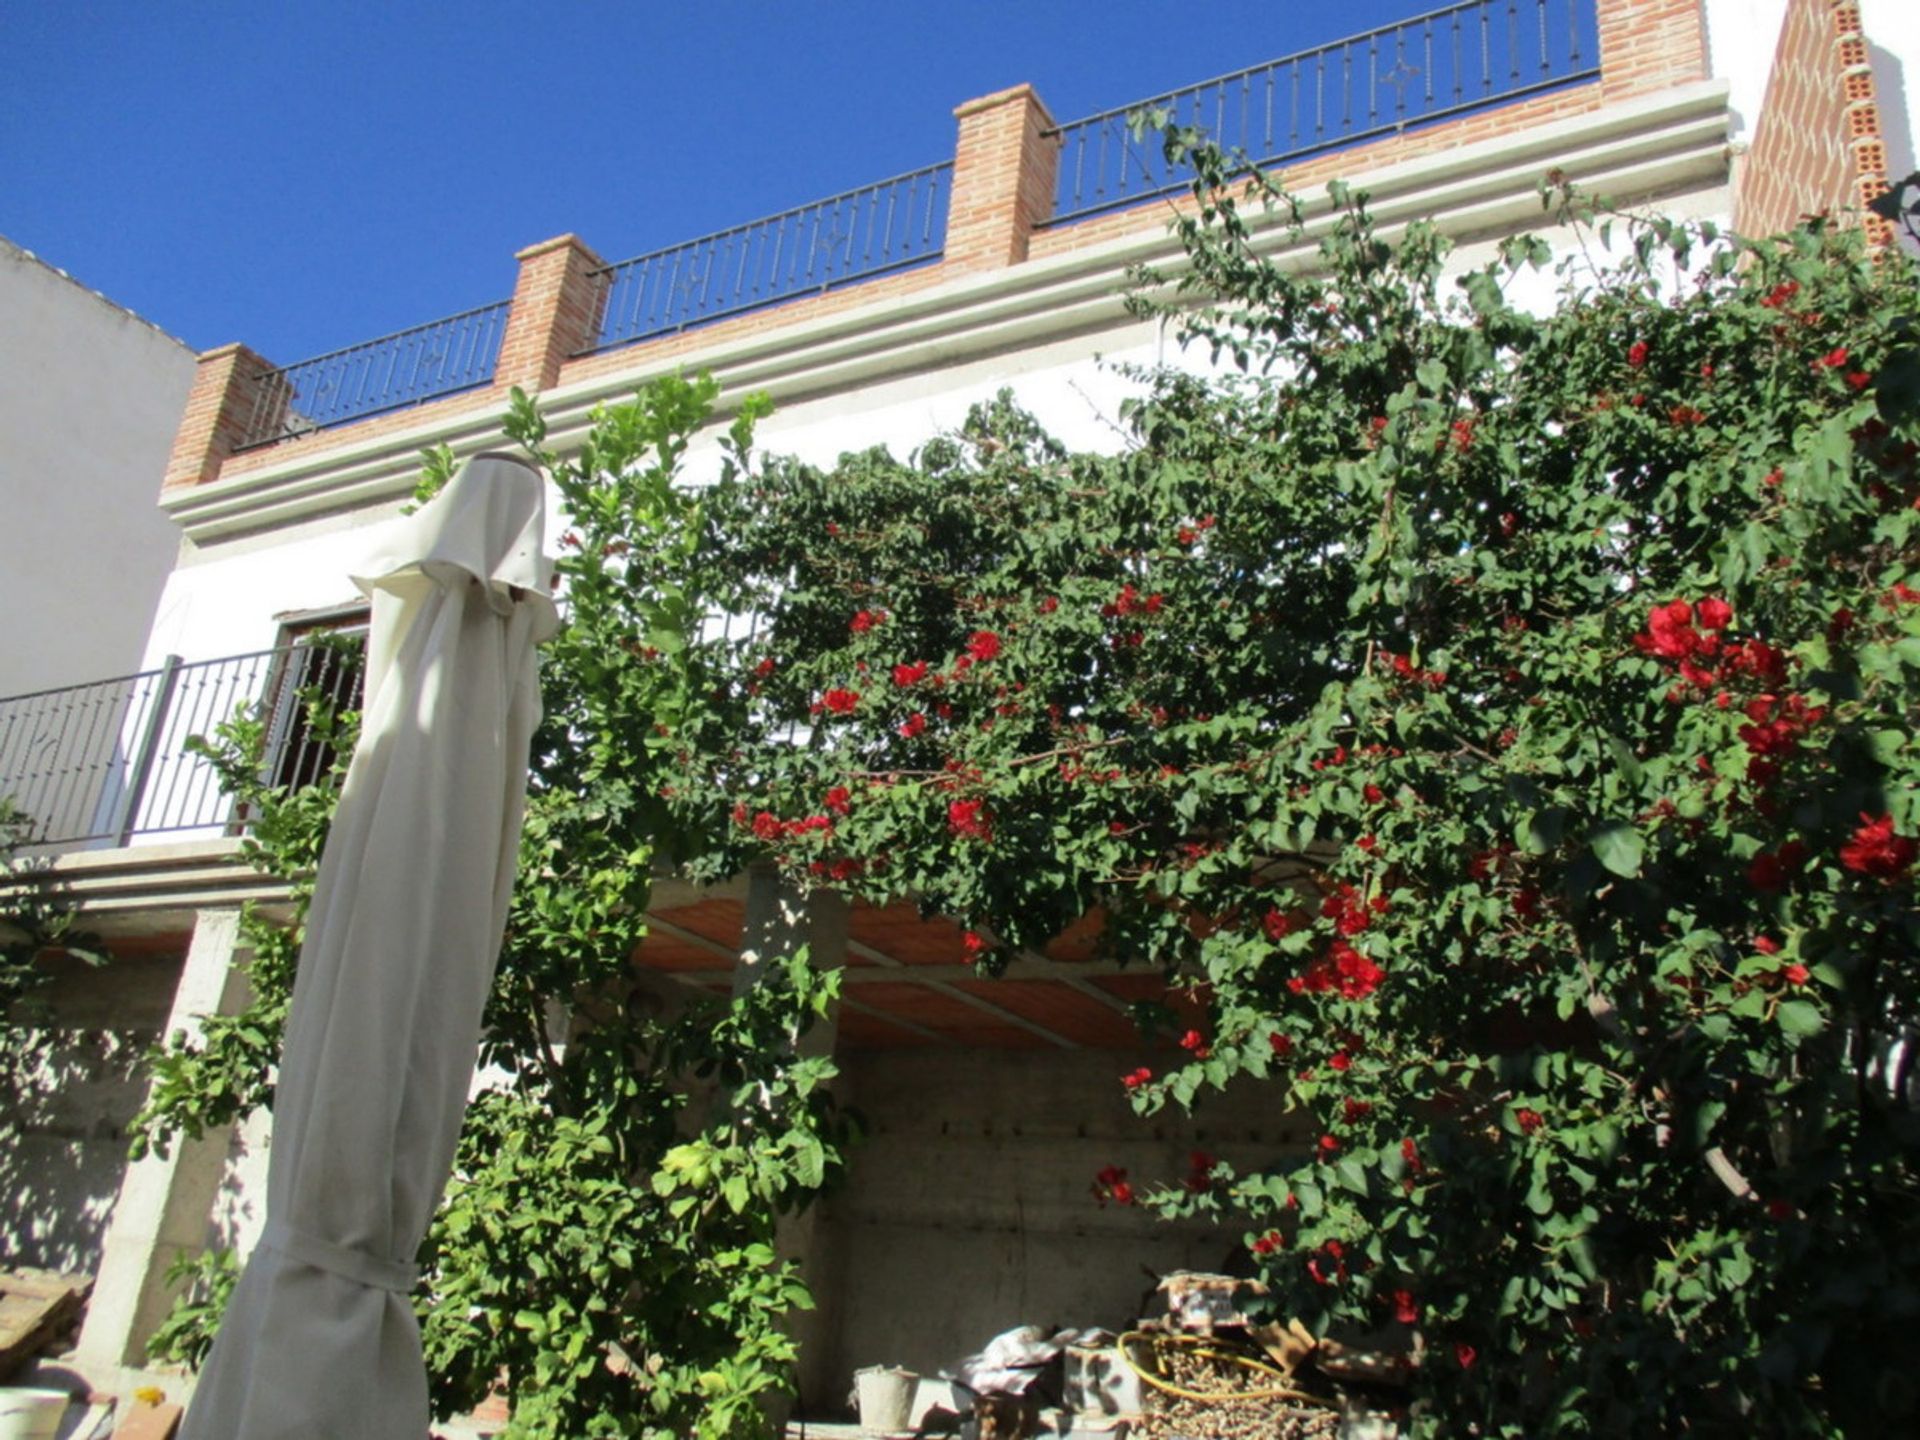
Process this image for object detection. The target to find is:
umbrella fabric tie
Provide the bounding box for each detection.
[259,1218,418,1294]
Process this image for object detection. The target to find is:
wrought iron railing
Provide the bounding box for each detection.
[0,642,363,852]
[236,300,511,451]
[583,162,953,356]
[1046,0,1601,225]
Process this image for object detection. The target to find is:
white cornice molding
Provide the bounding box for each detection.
[163,81,1730,544]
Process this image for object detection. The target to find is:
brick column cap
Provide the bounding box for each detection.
[514,232,606,266]
[954,82,1055,127]
[197,341,271,364]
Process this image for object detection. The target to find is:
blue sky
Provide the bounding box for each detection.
[5,1,1437,363]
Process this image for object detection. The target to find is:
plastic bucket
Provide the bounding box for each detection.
[853,1366,916,1436]
[0,1390,71,1440]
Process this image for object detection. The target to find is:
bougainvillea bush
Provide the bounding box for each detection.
[641,143,1920,1433]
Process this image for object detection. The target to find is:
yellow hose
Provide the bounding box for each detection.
[1114,1330,1337,1408]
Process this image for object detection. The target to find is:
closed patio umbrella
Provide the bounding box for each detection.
[180,453,558,1440]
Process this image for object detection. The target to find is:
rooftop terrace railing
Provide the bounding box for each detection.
[0,642,362,852]
[235,299,512,451]
[1046,0,1602,226]
[581,161,953,357]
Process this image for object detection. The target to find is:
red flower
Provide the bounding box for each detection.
[1782,963,1811,987]
[1269,1033,1294,1058]
[1328,1050,1352,1072]
[1401,1137,1423,1174]
[1317,1133,1341,1156]
[1092,1165,1133,1207]
[965,630,1002,662]
[1814,346,1850,370]
[1847,371,1872,390]
[1263,908,1295,940]
[1179,1028,1211,1059]
[1628,340,1649,368]
[1753,935,1781,956]
[851,609,884,633]
[899,713,927,739]
[1455,1342,1478,1370]
[1306,1240,1347,1286]
[1391,1289,1420,1325]
[1638,599,1703,660]
[1515,1107,1546,1135]
[824,786,852,816]
[1695,597,1733,631]
[948,798,992,841]
[1364,783,1386,804]
[1760,281,1799,310]
[1840,813,1916,877]
[1038,596,1059,614]
[893,660,929,687]
[1121,1067,1153,1092]
[751,812,782,842]
[753,656,777,679]
[1342,1097,1372,1123]
[1747,841,1807,891]
[963,930,989,957]
[823,688,860,715]
[1251,1231,1284,1256]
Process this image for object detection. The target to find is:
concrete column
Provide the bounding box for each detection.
[75,907,251,1372]
[494,234,608,393]
[946,84,1060,273]
[161,344,283,491]
[734,863,848,1415]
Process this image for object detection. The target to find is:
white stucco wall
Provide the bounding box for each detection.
[0,237,194,697]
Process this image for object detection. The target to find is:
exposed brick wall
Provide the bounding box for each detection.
[1737,0,1893,244]
[174,0,1726,492]
[1598,0,1711,102]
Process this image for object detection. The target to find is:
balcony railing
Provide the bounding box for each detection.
[581,162,953,357]
[1046,0,1602,225]
[0,643,362,852]
[236,300,512,451]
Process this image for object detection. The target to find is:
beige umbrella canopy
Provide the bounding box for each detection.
[180,454,558,1440]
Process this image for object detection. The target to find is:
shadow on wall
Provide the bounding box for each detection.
[0,955,183,1276]
[1872,43,1915,180]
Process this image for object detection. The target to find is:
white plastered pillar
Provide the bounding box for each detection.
[75,906,252,1373]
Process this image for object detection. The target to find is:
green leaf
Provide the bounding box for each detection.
[1590,822,1644,878]
[1777,1000,1825,1037]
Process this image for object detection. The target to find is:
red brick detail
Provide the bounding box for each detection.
[496,233,608,393]
[1597,0,1711,102]
[1737,0,1892,247]
[162,343,281,491]
[946,84,1060,272]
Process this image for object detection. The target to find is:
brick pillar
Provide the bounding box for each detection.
[1598,0,1711,103]
[162,344,282,491]
[1736,1,1894,245]
[495,234,607,393]
[946,84,1060,273]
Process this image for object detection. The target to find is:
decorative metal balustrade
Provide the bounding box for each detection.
[236,300,511,451]
[583,162,953,356]
[0,642,363,852]
[1046,0,1602,225]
